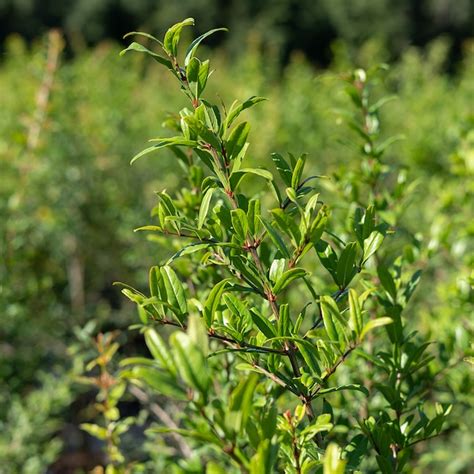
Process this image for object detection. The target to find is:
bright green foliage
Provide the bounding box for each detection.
[78,19,472,472]
[1,17,472,474]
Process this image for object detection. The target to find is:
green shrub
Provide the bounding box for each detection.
[78,19,472,473]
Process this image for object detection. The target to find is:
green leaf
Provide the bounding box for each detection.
[123,31,163,45]
[80,423,108,441]
[336,241,358,288]
[148,426,220,444]
[187,314,209,357]
[131,138,197,164]
[348,289,362,336]
[223,293,252,334]
[170,331,209,395]
[362,205,376,240]
[271,208,301,244]
[247,199,261,236]
[121,367,186,400]
[160,266,187,319]
[231,208,249,241]
[273,268,307,294]
[317,384,369,397]
[186,56,200,84]
[295,339,320,375]
[269,258,286,284]
[231,167,273,183]
[184,27,228,66]
[184,116,221,149]
[278,303,292,337]
[360,317,393,340]
[163,18,195,56]
[144,328,176,375]
[225,96,267,129]
[250,309,276,338]
[377,266,397,301]
[291,154,306,189]
[120,42,172,69]
[226,374,258,434]
[320,296,339,344]
[271,153,292,186]
[166,242,211,264]
[198,187,214,229]
[226,122,250,160]
[260,218,291,258]
[363,231,384,264]
[323,443,347,474]
[197,59,210,96]
[203,279,230,327]
[316,240,338,282]
[403,269,422,303]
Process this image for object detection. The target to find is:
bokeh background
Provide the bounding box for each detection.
[0,1,473,472]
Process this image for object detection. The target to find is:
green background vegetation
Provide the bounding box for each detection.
[0,3,472,472]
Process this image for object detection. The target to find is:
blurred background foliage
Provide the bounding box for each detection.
[0,1,472,472]
[0,0,473,66]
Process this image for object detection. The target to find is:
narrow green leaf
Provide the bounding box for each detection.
[120,42,172,69]
[336,241,358,288]
[250,309,276,338]
[184,27,228,66]
[231,208,249,241]
[160,266,187,317]
[317,384,369,397]
[247,199,261,236]
[260,218,291,258]
[226,374,258,434]
[273,268,307,294]
[316,240,339,283]
[295,339,320,375]
[197,59,210,96]
[232,167,273,181]
[278,303,292,337]
[203,279,230,327]
[271,153,292,186]
[170,331,209,395]
[184,116,221,149]
[144,328,176,375]
[363,231,384,264]
[226,122,250,160]
[121,367,186,400]
[348,289,362,336]
[320,296,339,343]
[360,317,393,340]
[163,18,195,56]
[187,314,209,357]
[131,138,197,164]
[269,258,286,285]
[198,187,214,229]
[123,31,163,45]
[377,266,397,301]
[225,96,267,129]
[291,154,306,189]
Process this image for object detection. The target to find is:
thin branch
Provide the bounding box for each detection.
[156,318,286,355]
[252,362,298,395]
[129,385,193,458]
[310,345,357,399]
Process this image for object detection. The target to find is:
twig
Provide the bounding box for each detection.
[129,385,193,458]
[156,318,287,355]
